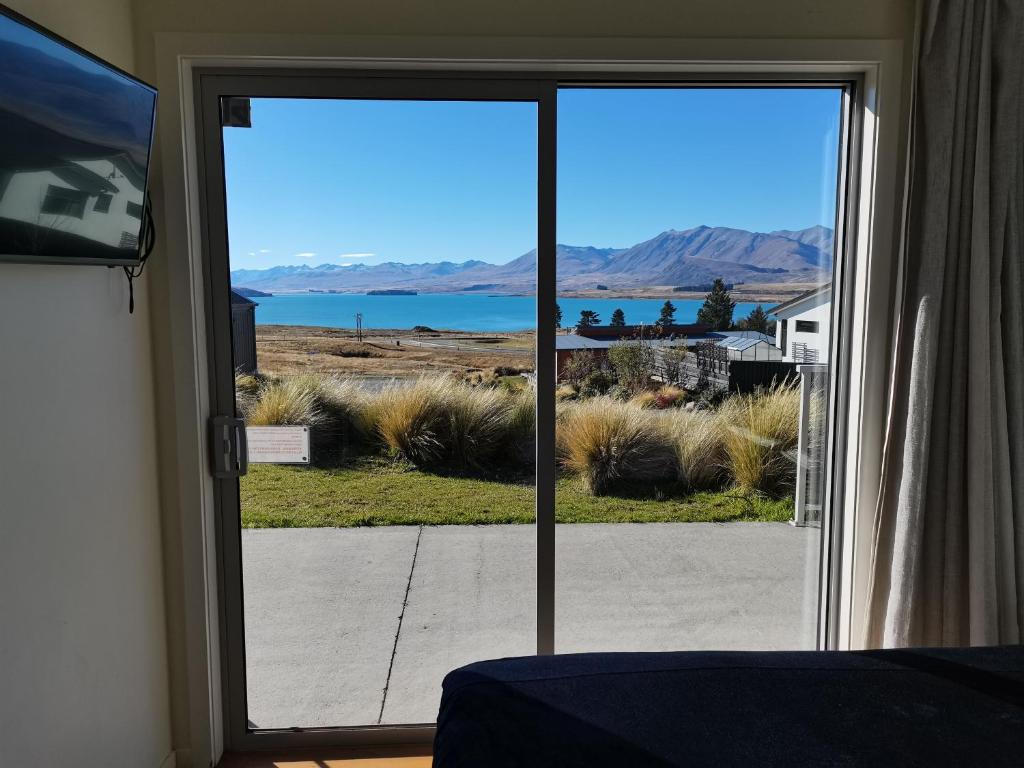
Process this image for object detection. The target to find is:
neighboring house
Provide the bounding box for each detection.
[556,324,780,380]
[555,334,612,378]
[768,283,832,363]
[230,290,259,374]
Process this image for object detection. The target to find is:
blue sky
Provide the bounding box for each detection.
[224,88,841,270]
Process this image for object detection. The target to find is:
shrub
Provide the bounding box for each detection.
[494,365,527,377]
[608,341,656,394]
[719,384,800,494]
[561,350,599,388]
[696,385,730,410]
[580,368,615,397]
[669,410,728,490]
[606,384,631,402]
[556,398,678,495]
[660,345,689,386]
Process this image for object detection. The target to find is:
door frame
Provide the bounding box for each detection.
[187,62,884,754]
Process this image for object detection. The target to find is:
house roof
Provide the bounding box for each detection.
[575,323,710,340]
[768,283,831,317]
[230,290,257,306]
[555,335,613,351]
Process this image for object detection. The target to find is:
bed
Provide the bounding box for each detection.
[433,645,1024,767]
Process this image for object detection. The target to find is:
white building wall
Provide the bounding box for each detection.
[778,300,832,363]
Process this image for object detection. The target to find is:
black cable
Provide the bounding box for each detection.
[123,191,156,314]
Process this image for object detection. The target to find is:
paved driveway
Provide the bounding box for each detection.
[242,522,821,729]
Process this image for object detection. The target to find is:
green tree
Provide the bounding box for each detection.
[695,278,736,331]
[576,309,601,329]
[555,302,563,328]
[738,304,770,333]
[655,300,677,328]
[610,308,626,327]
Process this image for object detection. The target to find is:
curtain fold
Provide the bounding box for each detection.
[865,0,1024,648]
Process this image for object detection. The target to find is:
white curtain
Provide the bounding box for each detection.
[865,0,1024,647]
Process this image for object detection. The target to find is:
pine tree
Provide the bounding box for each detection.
[555,302,563,328]
[655,300,677,328]
[610,308,626,327]
[695,278,736,331]
[739,304,769,333]
[576,309,601,329]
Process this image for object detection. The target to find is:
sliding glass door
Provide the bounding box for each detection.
[554,86,846,653]
[198,72,854,748]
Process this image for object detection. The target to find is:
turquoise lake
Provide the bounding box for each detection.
[250,293,762,332]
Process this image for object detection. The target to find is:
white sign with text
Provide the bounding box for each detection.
[246,426,310,464]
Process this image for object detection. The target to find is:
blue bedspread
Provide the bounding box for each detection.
[434,646,1024,767]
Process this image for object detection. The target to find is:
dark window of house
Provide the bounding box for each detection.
[94,193,113,213]
[126,200,143,219]
[41,185,88,219]
[795,320,819,333]
[780,319,788,351]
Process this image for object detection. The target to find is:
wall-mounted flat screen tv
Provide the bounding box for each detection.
[0,6,157,266]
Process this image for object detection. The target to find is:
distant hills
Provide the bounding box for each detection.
[230,225,833,294]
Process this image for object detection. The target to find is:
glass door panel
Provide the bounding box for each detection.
[221,97,538,728]
[554,87,845,652]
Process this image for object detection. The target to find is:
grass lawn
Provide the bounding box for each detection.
[240,459,794,527]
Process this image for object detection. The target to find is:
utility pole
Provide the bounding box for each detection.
[355,312,363,342]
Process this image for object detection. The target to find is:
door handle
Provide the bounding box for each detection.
[210,415,248,478]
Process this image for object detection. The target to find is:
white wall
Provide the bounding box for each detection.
[0,2,172,767]
[778,300,833,362]
[787,301,833,362]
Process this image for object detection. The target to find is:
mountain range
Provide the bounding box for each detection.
[230,225,833,294]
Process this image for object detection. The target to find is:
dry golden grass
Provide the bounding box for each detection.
[669,410,728,490]
[254,325,535,378]
[719,383,801,494]
[557,398,677,495]
[371,377,532,470]
[246,378,324,427]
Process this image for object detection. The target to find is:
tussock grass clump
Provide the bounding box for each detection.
[246,374,372,464]
[371,378,527,471]
[504,390,536,466]
[557,398,678,495]
[374,378,451,466]
[445,384,516,470]
[247,378,323,427]
[719,384,800,494]
[669,410,728,490]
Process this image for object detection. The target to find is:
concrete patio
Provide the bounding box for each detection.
[242,522,821,729]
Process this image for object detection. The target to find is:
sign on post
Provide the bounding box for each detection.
[246,425,310,464]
